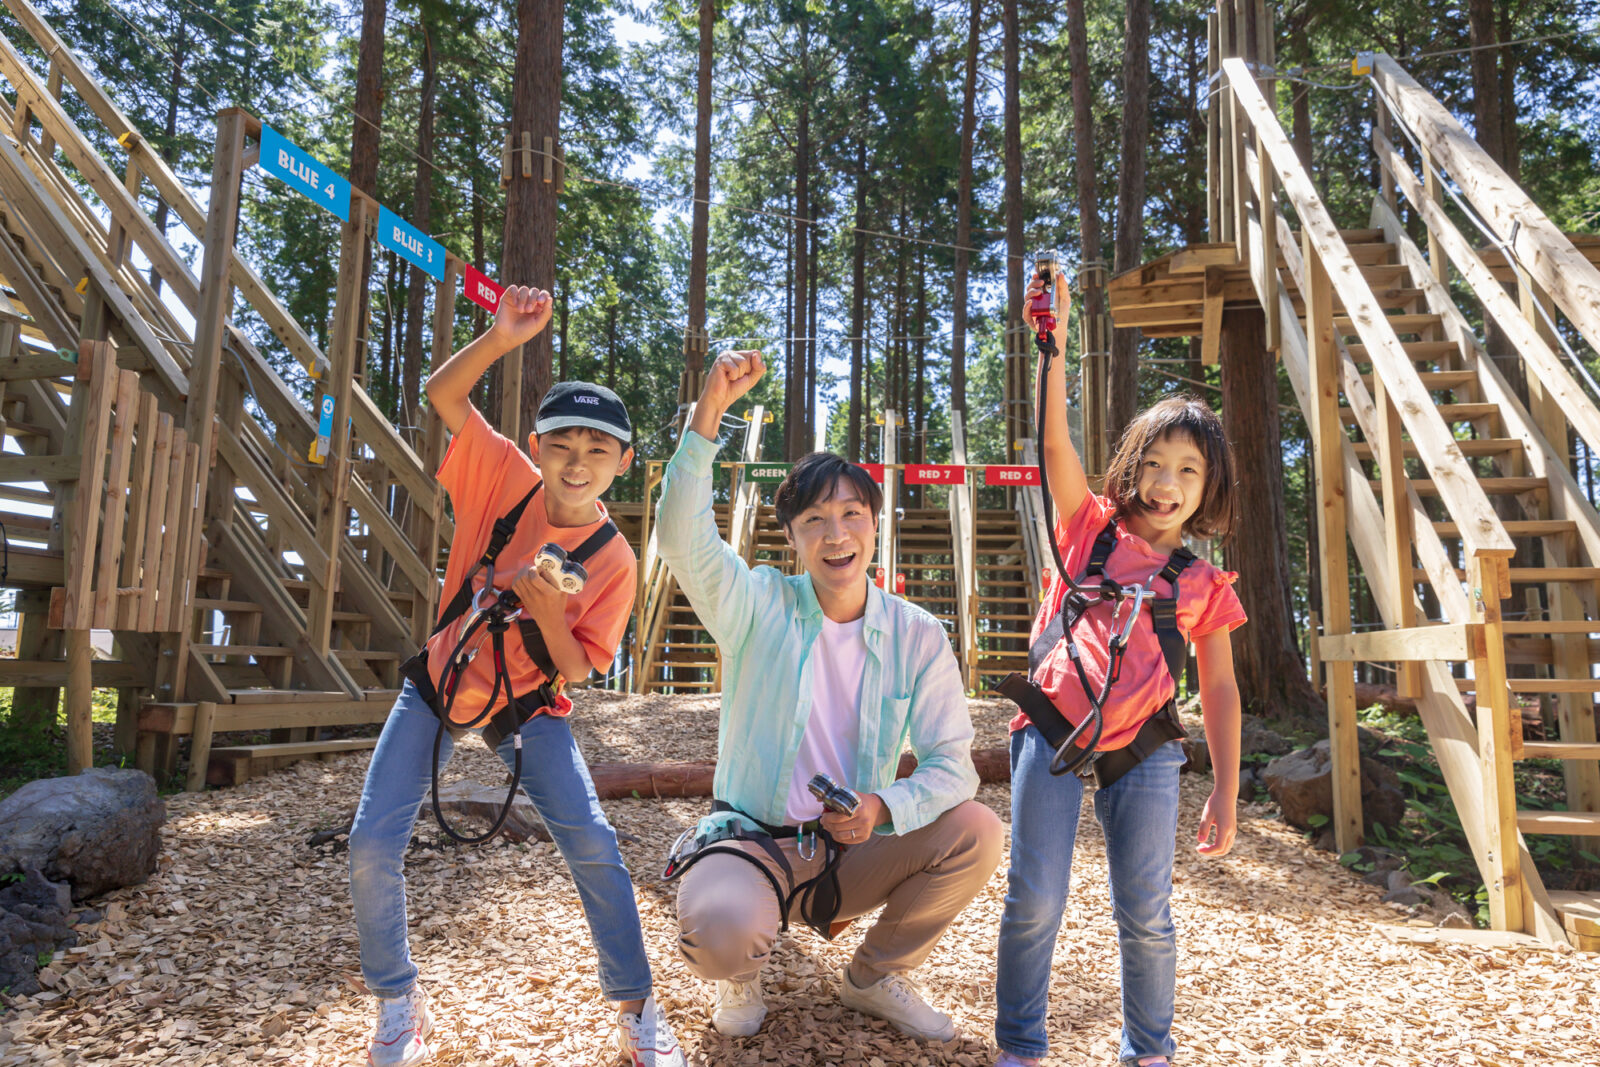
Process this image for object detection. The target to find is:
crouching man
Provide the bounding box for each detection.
[655,350,1002,1042]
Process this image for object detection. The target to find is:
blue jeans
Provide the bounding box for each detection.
[348,681,653,1001]
[994,726,1185,1064]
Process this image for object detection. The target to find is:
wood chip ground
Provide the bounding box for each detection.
[2,692,1594,1065]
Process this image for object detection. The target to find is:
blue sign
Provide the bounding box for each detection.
[313,393,335,462]
[377,206,445,282]
[260,125,350,221]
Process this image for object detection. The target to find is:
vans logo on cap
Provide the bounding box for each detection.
[575,395,600,405]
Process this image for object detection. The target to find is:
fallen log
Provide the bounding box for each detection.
[589,749,1012,802]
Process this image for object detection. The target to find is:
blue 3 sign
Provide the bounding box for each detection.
[378,206,446,282]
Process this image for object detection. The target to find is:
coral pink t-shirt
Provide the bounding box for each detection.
[1009,492,1246,750]
[426,406,636,725]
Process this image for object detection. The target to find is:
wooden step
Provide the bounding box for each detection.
[192,598,263,614]
[1346,402,1500,425]
[228,688,351,704]
[1520,742,1600,760]
[1455,678,1597,694]
[1502,620,1600,634]
[1378,476,1545,495]
[1356,370,1476,391]
[1432,518,1574,539]
[1416,566,1600,583]
[1370,287,1428,309]
[335,648,402,663]
[193,644,292,658]
[1515,811,1600,836]
[1355,438,1523,460]
[210,737,379,760]
[1357,263,1412,284]
[1547,890,1600,950]
[1339,227,1386,243]
[1335,313,1444,336]
[1347,340,1461,362]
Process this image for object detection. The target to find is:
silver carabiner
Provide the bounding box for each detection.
[472,562,500,613]
[1109,584,1149,647]
[797,829,817,862]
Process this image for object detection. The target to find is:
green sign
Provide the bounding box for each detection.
[744,463,792,483]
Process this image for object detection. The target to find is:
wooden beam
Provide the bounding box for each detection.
[0,452,79,482]
[63,626,92,774]
[1200,268,1224,365]
[185,700,217,793]
[91,369,138,629]
[1372,54,1600,358]
[1318,624,1478,663]
[61,341,115,629]
[1302,233,1362,854]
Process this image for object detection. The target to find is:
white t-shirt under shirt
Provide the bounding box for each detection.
[783,615,868,824]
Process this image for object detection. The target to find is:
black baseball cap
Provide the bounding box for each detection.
[534,381,632,444]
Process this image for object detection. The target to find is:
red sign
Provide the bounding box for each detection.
[984,465,1041,486]
[856,463,885,483]
[903,464,966,485]
[464,266,504,313]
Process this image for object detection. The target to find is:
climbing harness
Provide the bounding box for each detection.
[997,251,1192,788]
[661,801,848,938]
[398,481,619,843]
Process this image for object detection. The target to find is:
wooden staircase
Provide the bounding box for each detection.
[970,508,1037,691]
[1105,31,1600,947]
[897,508,961,650]
[0,0,451,788]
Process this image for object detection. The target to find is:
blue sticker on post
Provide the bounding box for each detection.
[260,125,350,221]
[311,393,335,463]
[377,206,445,282]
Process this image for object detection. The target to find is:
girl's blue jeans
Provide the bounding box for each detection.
[994,726,1186,1064]
[348,681,653,1001]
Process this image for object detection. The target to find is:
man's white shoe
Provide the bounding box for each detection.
[838,970,956,1042]
[614,995,688,1066]
[711,977,767,1036]
[367,986,433,1066]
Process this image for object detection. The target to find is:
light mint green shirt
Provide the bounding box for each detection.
[655,431,979,836]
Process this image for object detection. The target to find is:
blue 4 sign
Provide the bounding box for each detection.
[378,206,446,282]
[259,125,350,221]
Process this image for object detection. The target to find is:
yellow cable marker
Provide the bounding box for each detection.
[1351,51,1374,76]
[74,277,89,295]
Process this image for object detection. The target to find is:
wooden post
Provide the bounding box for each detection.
[1419,145,1448,289]
[1372,374,1418,698]
[173,109,248,709]
[410,264,457,646]
[1206,10,1220,242]
[1216,4,1236,246]
[64,627,92,774]
[307,195,371,658]
[1304,235,1362,851]
[1471,556,1523,933]
[1374,97,1399,218]
[878,409,899,582]
[185,700,218,792]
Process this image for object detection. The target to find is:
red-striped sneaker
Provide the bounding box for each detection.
[367,986,433,1066]
[614,995,687,1066]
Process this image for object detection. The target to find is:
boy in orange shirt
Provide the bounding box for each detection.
[348,286,687,1067]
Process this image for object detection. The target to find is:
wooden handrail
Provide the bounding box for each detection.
[1371,54,1600,358]
[1373,128,1600,457]
[1222,58,1513,565]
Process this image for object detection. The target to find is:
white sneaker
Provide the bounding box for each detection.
[711,977,766,1036]
[838,969,956,1042]
[614,995,688,1066]
[367,986,433,1066]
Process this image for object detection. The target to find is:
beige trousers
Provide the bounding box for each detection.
[676,800,1003,984]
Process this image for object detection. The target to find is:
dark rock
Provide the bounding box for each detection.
[1239,768,1264,797]
[0,869,76,997]
[1311,829,1337,852]
[1238,715,1292,758]
[0,768,165,900]
[72,908,104,926]
[1261,739,1407,833]
[1381,885,1427,908]
[1385,869,1413,893]
[1362,868,1392,887]
[1179,736,1210,775]
[1438,906,1474,929]
[1356,846,1405,873]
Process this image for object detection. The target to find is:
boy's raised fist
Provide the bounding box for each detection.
[491,285,553,347]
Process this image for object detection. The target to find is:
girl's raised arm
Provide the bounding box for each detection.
[1027,271,1090,524]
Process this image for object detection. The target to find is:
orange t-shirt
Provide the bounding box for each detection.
[426,406,636,725]
[1009,492,1246,750]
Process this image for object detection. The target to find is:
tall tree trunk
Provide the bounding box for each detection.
[1108,0,1151,445]
[401,23,436,438]
[1467,0,1523,399]
[848,142,868,463]
[606,301,618,390]
[150,21,188,296]
[1220,308,1323,722]
[807,197,819,450]
[1066,0,1103,446]
[505,0,562,432]
[351,0,387,357]
[788,17,810,460]
[558,277,569,381]
[687,0,715,376]
[1287,7,1313,175]
[950,0,982,414]
[1002,0,1023,325]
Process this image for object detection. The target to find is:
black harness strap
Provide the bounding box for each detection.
[397,481,621,843]
[998,519,1198,789]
